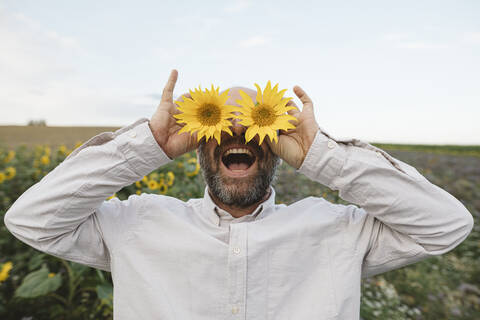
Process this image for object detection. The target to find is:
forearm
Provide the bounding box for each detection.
[4,118,171,252]
[298,129,474,255]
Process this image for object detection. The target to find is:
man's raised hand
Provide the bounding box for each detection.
[149,70,198,159]
[267,85,320,169]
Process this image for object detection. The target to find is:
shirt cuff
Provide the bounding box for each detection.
[297,128,346,190]
[114,118,173,177]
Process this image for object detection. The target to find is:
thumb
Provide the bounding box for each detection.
[160,69,178,104]
[293,85,314,115]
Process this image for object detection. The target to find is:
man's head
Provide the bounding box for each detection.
[197,87,280,208]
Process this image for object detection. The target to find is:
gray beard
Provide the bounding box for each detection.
[198,141,280,208]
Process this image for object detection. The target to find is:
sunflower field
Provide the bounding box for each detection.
[0,141,479,319]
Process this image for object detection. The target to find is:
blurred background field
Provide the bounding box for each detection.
[0,127,479,319]
[2,0,479,318]
[0,126,121,149]
[2,125,479,156]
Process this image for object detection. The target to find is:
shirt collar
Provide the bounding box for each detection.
[201,186,276,226]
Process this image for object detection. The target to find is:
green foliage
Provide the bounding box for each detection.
[0,143,479,319]
[360,276,421,319]
[15,266,62,298]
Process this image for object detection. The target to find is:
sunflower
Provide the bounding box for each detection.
[0,261,13,282]
[4,150,15,163]
[58,145,68,155]
[5,167,16,180]
[185,158,200,177]
[158,181,168,195]
[40,155,50,165]
[166,171,175,186]
[235,81,297,144]
[174,85,237,145]
[148,180,159,190]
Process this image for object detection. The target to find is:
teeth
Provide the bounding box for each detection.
[224,148,253,157]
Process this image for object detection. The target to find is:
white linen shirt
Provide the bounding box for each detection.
[4,117,474,320]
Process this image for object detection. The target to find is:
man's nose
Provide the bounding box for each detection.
[230,116,246,137]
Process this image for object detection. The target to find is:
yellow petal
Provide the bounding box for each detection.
[265,83,279,105]
[278,114,297,121]
[223,127,233,136]
[266,128,278,143]
[254,83,263,104]
[258,133,266,145]
[245,125,258,143]
[219,90,230,105]
[274,88,287,101]
[256,126,270,145]
[238,118,254,126]
[235,99,253,111]
[238,90,255,108]
[277,106,297,114]
[224,105,243,113]
[275,97,292,109]
[263,81,273,104]
[271,119,296,130]
[197,131,205,142]
[214,130,221,144]
[208,126,216,137]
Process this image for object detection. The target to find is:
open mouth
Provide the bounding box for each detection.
[221,147,256,175]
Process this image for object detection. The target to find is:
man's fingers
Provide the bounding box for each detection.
[161,69,178,103]
[286,99,300,116]
[286,99,298,107]
[293,85,313,110]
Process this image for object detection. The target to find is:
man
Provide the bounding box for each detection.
[4,70,474,319]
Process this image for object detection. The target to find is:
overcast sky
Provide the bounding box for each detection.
[1,0,479,144]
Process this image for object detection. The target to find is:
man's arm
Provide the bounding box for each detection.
[3,119,172,271]
[268,85,473,278]
[298,128,474,278]
[4,69,195,271]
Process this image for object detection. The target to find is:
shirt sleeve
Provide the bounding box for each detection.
[298,127,474,278]
[3,118,172,271]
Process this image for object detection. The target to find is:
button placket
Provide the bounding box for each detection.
[227,223,247,317]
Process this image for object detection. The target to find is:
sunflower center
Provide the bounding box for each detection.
[252,104,276,126]
[197,103,221,126]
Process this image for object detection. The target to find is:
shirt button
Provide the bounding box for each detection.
[327,140,336,149]
[129,131,137,138]
[231,306,239,314]
[233,247,241,254]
